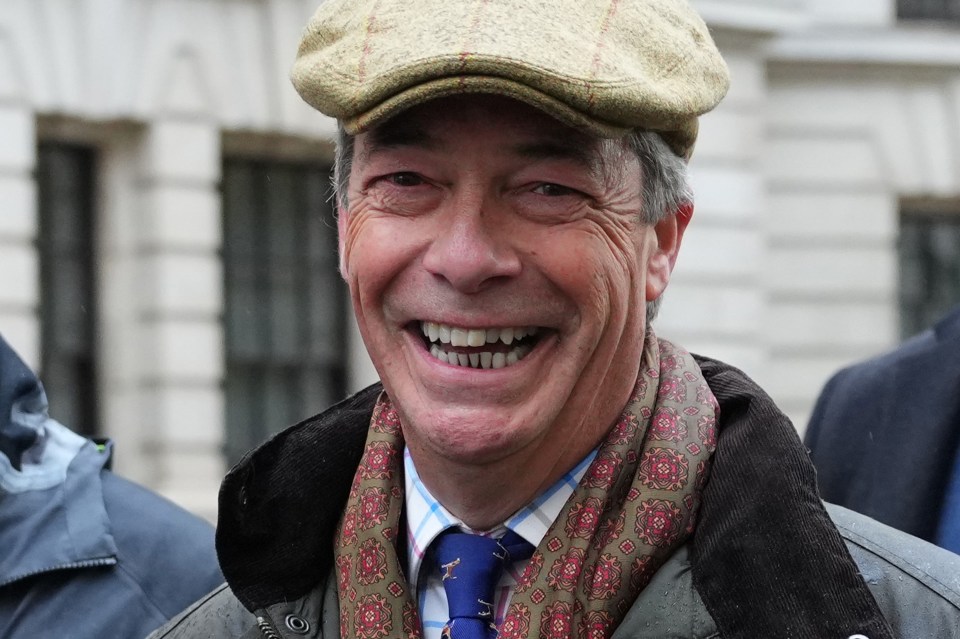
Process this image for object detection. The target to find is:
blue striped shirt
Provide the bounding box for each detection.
[403,447,596,639]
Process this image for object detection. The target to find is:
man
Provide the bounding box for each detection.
[152,1,960,637]
[0,335,223,638]
[806,303,960,552]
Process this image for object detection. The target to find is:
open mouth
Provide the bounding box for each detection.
[415,321,543,369]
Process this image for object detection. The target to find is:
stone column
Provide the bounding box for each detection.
[142,117,224,518]
[98,116,224,520]
[657,31,770,380]
[0,98,39,365]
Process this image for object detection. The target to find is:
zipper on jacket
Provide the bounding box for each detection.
[0,557,117,588]
[256,616,282,639]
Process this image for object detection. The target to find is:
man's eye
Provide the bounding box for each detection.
[532,183,576,197]
[388,172,424,187]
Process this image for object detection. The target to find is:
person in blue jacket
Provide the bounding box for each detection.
[0,334,224,638]
[806,304,960,552]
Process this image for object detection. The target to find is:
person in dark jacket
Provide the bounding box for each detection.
[806,304,960,552]
[0,334,224,638]
[153,1,960,637]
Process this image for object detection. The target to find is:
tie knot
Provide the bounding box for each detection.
[432,531,534,637]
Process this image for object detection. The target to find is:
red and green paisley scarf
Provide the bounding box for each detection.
[334,333,719,639]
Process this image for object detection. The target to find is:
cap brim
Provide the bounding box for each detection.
[340,76,697,159]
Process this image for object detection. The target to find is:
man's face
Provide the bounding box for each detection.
[340,95,683,485]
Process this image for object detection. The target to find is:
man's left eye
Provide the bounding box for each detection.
[531,183,577,197]
[388,172,425,187]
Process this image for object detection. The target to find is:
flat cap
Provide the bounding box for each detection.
[292,0,730,159]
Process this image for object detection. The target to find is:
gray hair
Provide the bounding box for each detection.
[331,124,691,324]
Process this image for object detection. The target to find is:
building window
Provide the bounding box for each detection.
[35,142,100,436]
[221,158,346,464]
[899,210,960,338]
[898,0,960,20]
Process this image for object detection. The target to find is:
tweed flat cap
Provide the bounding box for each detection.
[292,0,730,159]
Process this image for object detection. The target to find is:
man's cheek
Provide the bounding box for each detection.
[340,207,375,273]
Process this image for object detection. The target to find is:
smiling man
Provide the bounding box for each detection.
[150,1,960,638]
[341,95,680,531]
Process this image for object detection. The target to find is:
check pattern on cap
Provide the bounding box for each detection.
[292,0,730,159]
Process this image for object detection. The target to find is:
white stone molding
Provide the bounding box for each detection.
[764,24,960,433]
[658,29,773,382]
[0,99,38,367]
[135,115,225,519]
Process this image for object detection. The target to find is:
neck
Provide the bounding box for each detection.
[409,442,586,530]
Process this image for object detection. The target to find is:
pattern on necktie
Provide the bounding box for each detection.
[433,531,534,639]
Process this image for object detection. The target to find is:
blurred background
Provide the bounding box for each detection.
[1,0,958,519]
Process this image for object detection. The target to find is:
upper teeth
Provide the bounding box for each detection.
[420,322,539,347]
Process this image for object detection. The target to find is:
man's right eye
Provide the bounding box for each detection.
[388,172,424,186]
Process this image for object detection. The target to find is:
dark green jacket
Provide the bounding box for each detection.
[150,357,960,639]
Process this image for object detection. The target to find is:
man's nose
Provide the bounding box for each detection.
[421,195,522,294]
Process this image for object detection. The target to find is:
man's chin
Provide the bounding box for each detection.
[401,403,551,461]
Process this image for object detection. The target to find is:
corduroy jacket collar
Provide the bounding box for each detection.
[215,355,894,639]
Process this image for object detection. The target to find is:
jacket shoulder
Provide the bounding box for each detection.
[809,321,942,419]
[148,572,340,639]
[101,472,225,620]
[147,583,257,639]
[809,306,960,429]
[828,504,960,637]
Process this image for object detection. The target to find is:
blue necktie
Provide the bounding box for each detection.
[433,530,534,639]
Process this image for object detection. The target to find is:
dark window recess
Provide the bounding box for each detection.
[898,0,960,20]
[899,212,960,339]
[36,143,100,437]
[222,158,346,464]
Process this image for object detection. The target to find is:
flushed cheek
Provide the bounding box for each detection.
[341,212,411,350]
[565,270,642,380]
[540,230,638,321]
[340,204,379,275]
[581,227,646,315]
[343,207,423,293]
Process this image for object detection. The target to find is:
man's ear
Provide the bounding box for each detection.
[645,202,693,302]
[336,207,349,279]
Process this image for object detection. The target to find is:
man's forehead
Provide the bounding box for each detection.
[355,95,611,169]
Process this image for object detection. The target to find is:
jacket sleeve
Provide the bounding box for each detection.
[828,504,960,638]
[102,472,225,621]
[803,367,844,454]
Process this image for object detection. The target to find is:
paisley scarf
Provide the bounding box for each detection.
[334,333,718,639]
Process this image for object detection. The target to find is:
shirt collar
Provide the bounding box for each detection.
[404,447,597,591]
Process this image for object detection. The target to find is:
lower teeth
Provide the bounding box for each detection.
[429,344,531,369]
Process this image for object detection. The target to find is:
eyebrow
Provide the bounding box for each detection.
[361,123,601,173]
[510,140,598,171]
[362,124,439,160]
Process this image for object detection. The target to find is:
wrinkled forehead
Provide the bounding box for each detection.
[351,94,630,173]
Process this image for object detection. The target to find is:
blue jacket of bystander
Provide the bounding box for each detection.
[0,335,224,639]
